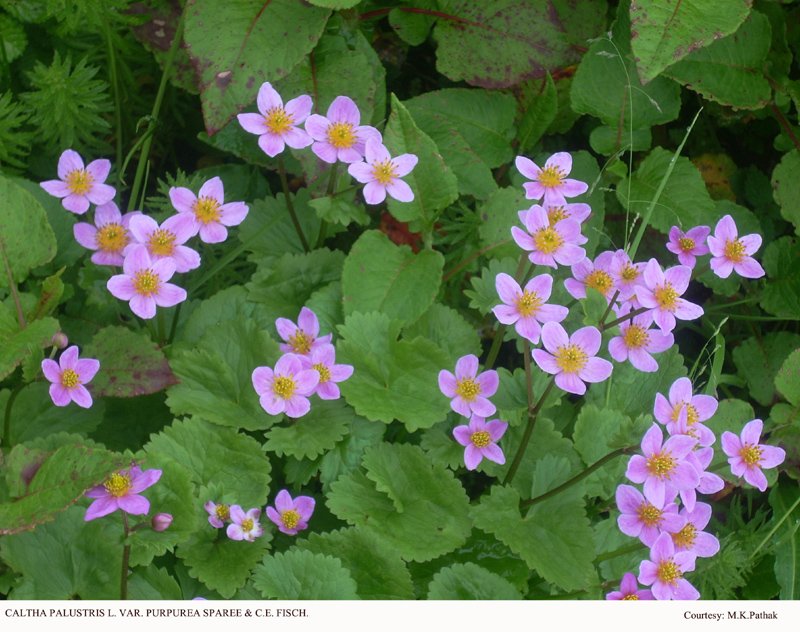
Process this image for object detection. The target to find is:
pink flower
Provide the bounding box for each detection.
[681,448,724,512]
[721,419,785,492]
[126,213,200,273]
[73,202,140,266]
[40,149,116,214]
[544,201,591,225]
[107,245,187,319]
[707,214,764,279]
[515,152,588,205]
[304,96,382,163]
[653,378,718,435]
[347,138,418,204]
[606,572,654,601]
[669,502,720,560]
[635,259,703,333]
[297,344,353,400]
[616,484,685,547]
[666,225,710,268]
[531,322,612,396]
[252,354,320,418]
[237,81,313,157]
[226,506,264,542]
[453,415,508,471]
[152,513,173,532]
[438,354,499,418]
[608,308,674,373]
[638,532,699,601]
[667,404,715,449]
[510,204,586,269]
[266,490,315,536]
[564,251,616,303]
[169,177,249,244]
[608,249,645,301]
[84,465,162,521]
[276,307,332,355]
[41,345,100,408]
[626,423,699,508]
[204,501,230,528]
[492,272,568,344]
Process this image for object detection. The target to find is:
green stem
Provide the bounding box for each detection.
[157,308,166,347]
[600,306,648,332]
[0,241,25,330]
[3,382,26,449]
[121,511,131,600]
[503,376,556,486]
[127,9,186,212]
[277,155,309,252]
[599,290,621,328]
[520,448,630,509]
[484,256,528,370]
[144,317,158,342]
[102,10,123,191]
[167,274,187,345]
[594,541,646,564]
[746,491,800,563]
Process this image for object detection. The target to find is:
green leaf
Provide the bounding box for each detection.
[166,316,283,431]
[0,175,57,287]
[184,0,330,134]
[404,88,517,169]
[630,0,752,85]
[0,504,122,599]
[336,312,451,431]
[420,419,466,471]
[589,125,652,156]
[573,405,630,498]
[180,286,273,344]
[264,398,353,460]
[0,444,127,535]
[616,147,717,234]
[306,0,360,9]
[327,443,472,562]
[478,186,529,261]
[128,564,182,601]
[26,271,64,322]
[253,550,359,599]
[237,190,322,259]
[427,561,522,599]
[389,4,436,46]
[319,416,386,492]
[0,92,34,169]
[769,483,800,599]
[432,0,578,89]
[471,483,594,591]
[464,256,519,315]
[341,230,443,326]
[516,72,558,152]
[776,348,800,407]
[772,149,800,236]
[294,527,415,599]
[402,303,482,363]
[761,236,800,319]
[84,326,178,397]
[0,315,60,381]
[306,281,344,343]
[734,333,800,407]
[144,417,271,510]
[308,197,369,228]
[664,11,772,110]
[384,94,458,225]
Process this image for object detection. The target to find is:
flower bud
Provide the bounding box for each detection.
[52,332,69,349]
[151,513,173,532]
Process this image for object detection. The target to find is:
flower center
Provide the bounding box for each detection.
[636,502,663,528]
[288,331,313,354]
[555,344,588,374]
[192,196,222,225]
[623,324,650,350]
[455,377,481,402]
[672,523,697,549]
[148,228,176,257]
[104,472,132,497]
[678,237,695,253]
[241,518,254,532]
[514,290,542,318]
[740,443,763,468]
[95,223,129,254]
[215,504,230,521]
[65,168,93,195]
[61,368,81,389]
[312,362,331,383]
[724,239,745,263]
[281,509,300,529]
[653,283,679,311]
[371,159,397,186]
[656,559,682,586]
[547,205,568,225]
[622,594,639,601]
[538,165,565,189]
[532,226,564,255]
[646,452,676,480]
[620,264,640,283]
[585,270,614,296]
[326,121,356,149]
[670,403,699,426]
[273,376,297,400]
[471,431,492,448]
[264,107,294,135]
[133,269,161,297]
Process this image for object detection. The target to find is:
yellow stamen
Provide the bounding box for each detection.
[740,443,763,468]
[538,164,565,189]
[371,159,397,186]
[547,205,568,225]
[215,504,230,521]
[192,197,221,225]
[133,269,161,296]
[148,228,176,257]
[264,107,294,135]
[670,403,699,426]
[281,509,300,530]
[95,223,129,254]
[646,453,676,480]
[622,594,640,600]
[273,376,297,400]
[621,264,640,283]
[656,559,682,586]
[312,362,331,383]
[288,331,313,355]
[637,502,663,528]
[724,239,745,263]
[514,290,542,318]
[585,270,614,296]
[555,344,588,374]
[471,431,492,448]
[326,121,356,149]
[65,169,93,195]
[653,283,679,311]
[672,523,697,549]
[455,377,481,402]
[241,518,254,532]
[61,368,80,389]
[104,471,132,497]
[532,226,564,255]
[678,237,695,252]
[623,324,650,350]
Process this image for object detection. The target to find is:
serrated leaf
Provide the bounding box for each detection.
[294,527,414,599]
[253,550,359,599]
[573,405,630,498]
[319,416,385,492]
[0,315,60,381]
[145,417,271,509]
[327,443,471,562]
[181,286,274,344]
[27,271,64,321]
[464,256,519,315]
[761,237,800,320]
[428,561,522,599]
[308,197,369,227]
[402,303,481,363]
[84,326,178,397]
[478,187,529,261]
[264,398,353,460]
[733,333,800,407]
[630,0,753,85]
[776,348,800,407]
[341,230,443,326]
[128,564,183,600]
[772,149,800,236]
